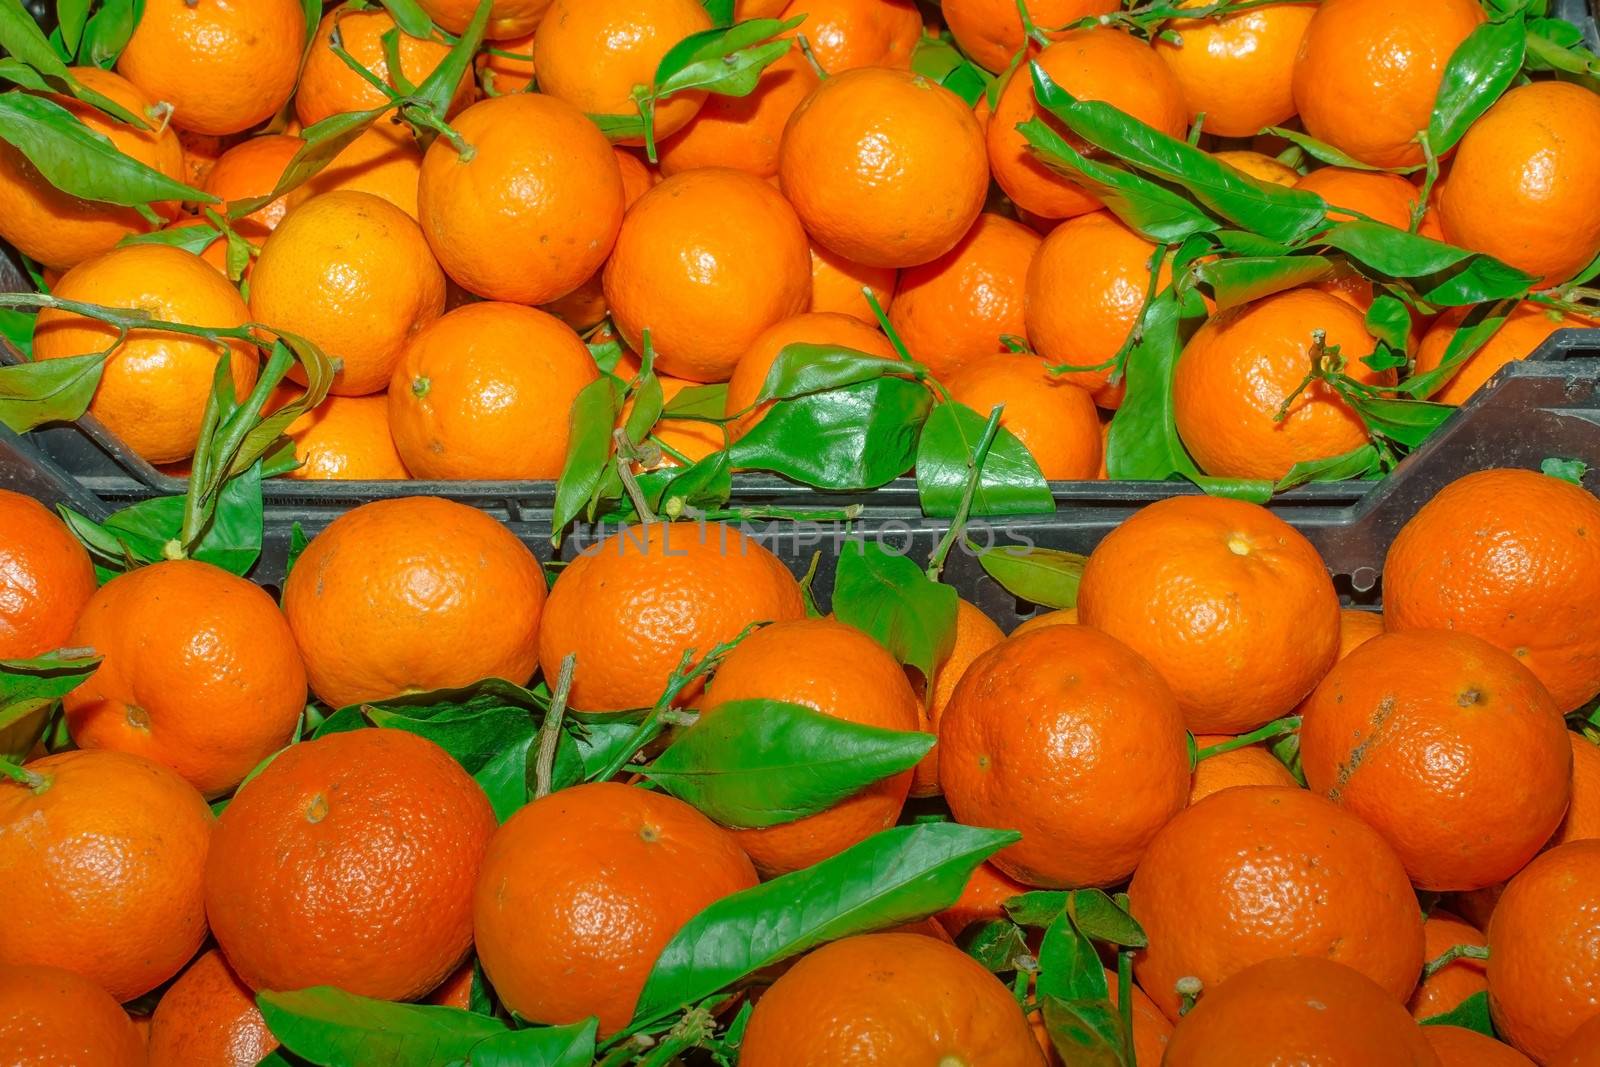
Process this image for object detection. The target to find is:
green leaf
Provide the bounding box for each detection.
[909,34,989,106]
[0,351,105,432]
[653,17,802,99]
[552,376,622,540]
[663,381,727,419]
[1399,299,1513,399]
[1190,473,1274,503]
[1344,392,1454,447]
[1066,890,1147,948]
[645,699,931,828]
[915,400,1053,518]
[701,0,734,26]
[630,451,733,521]
[0,307,34,357]
[959,918,1031,971]
[1263,126,1397,173]
[1427,17,1527,154]
[227,107,391,220]
[1318,222,1536,306]
[257,987,508,1067]
[586,110,648,141]
[0,57,52,91]
[78,0,142,69]
[1193,256,1333,312]
[0,0,139,120]
[1038,909,1113,1002]
[408,0,487,125]
[1274,443,1381,491]
[728,377,931,490]
[974,544,1085,610]
[832,541,958,682]
[57,0,90,55]
[1005,890,1068,928]
[365,705,538,821]
[1,649,100,760]
[1541,457,1587,485]
[629,822,1020,1029]
[1105,289,1197,481]
[1364,293,1413,353]
[119,221,223,256]
[751,343,922,406]
[378,0,434,37]
[465,1020,598,1067]
[284,521,309,583]
[192,460,263,575]
[1419,989,1494,1036]
[1040,994,1132,1067]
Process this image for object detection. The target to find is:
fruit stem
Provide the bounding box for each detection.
[612,429,659,525]
[1422,942,1490,979]
[795,34,828,79]
[1410,130,1439,234]
[1193,716,1302,761]
[927,404,1005,583]
[533,653,576,800]
[0,760,48,793]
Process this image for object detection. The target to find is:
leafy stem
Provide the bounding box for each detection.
[0,759,47,791]
[926,404,1004,583]
[533,653,576,800]
[1193,716,1302,761]
[1422,942,1490,979]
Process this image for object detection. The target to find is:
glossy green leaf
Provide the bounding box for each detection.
[1399,299,1512,399]
[57,0,90,55]
[465,1020,598,1067]
[192,460,263,575]
[630,822,1020,1029]
[1524,23,1600,75]
[1541,456,1587,485]
[909,34,989,106]
[1345,393,1454,447]
[1263,126,1395,173]
[1274,444,1381,491]
[78,0,142,68]
[586,110,647,141]
[0,57,51,91]
[378,0,434,37]
[120,221,223,256]
[642,699,932,828]
[0,351,106,432]
[0,0,139,119]
[1428,17,1527,153]
[832,541,958,681]
[632,450,733,520]
[959,918,1031,971]
[228,107,391,220]
[654,17,801,98]
[729,376,931,490]
[1190,474,1273,503]
[284,521,309,583]
[974,544,1085,610]
[1041,995,1131,1067]
[1105,289,1197,481]
[751,343,923,407]
[662,381,728,419]
[623,371,664,447]
[1364,293,1413,353]
[1194,256,1333,312]
[258,987,507,1067]
[409,0,487,124]
[552,376,622,541]
[365,705,538,821]
[1,648,100,760]
[701,0,735,26]
[1038,910,1112,1001]
[1318,223,1536,306]
[916,399,1052,517]
[1419,989,1494,1036]
[0,308,34,357]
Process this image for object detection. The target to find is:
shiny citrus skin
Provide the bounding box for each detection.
[778,0,920,73]
[1410,912,1488,1022]
[1426,1027,1535,1067]
[780,67,990,269]
[203,134,302,239]
[944,0,1119,72]
[1296,167,1420,229]
[0,750,212,1002]
[251,191,445,397]
[1414,302,1594,407]
[1550,1015,1600,1067]
[474,782,757,1034]
[146,949,277,1067]
[117,0,305,135]
[1214,149,1301,185]
[809,241,897,323]
[703,617,922,876]
[65,560,308,799]
[914,597,1006,797]
[0,69,185,270]
[281,393,412,481]
[1188,734,1297,804]
[1164,957,1440,1067]
[0,489,96,659]
[427,961,475,1009]
[989,29,1188,219]
[206,728,497,1000]
[477,29,537,93]
[1011,607,1076,636]
[942,624,1188,888]
[1154,1,1314,137]
[946,356,1103,479]
[658,50,818,179]
[419,93,625,306]
[1130,786,1425,1019]
[1303,631,1571,891]
[741,933,1047,1067]
[297,4,474,126]
[388,303,598,479]
[534,0,712,143]
[936,861,1029,937]
[724,311,898,439]
[1441,82,1600,288]
[1552,733,1600,849]
[889,213,1040,380]
[1077,494,1340,734]
[1025,210,1171,407]
[289,123,425,220]
[418,0,550,38]
[1173,287,1384,481]
[282,496,546,709]
[1384,468,1600,712]
[540,521,805,713]
[0,963,145,1067]
[1292,0,1483,168]
[34,244,257,464]
[604,167,811,381]
[1487,840,1600,1060]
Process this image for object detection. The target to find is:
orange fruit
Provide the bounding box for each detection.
[1409,911,1489,1022]
[288,123,425,220]
[1130,786,1425,1020]
[419,92,625,305]
[703,617,922,875]
[0,749,212,1002]
[417,0,550,39]
[1295,167,1420,229]
[946,356,1103,479]
[117,0,305,135]
[540,521,805,712]
[34,244,257,464]
[282,497,545,708]
[941,624,1189,887]
[989,29,1187,220]
[0,963,144,1067]
[250,190,446,396]
[178,130,228,190]
[1552,732,1600,849]
[65,559,307,798]
[1188,734,1297,805]
[1414,302,1594,407]
[1487,840,1600,1060]
[1426,1027,1536,1067]
[427,961,475,1009]
[724,311,898,439]
[888,213,1040,380]
[1440,82,1600,288]
[207,728,496,999]
[943,0,1120,73]
[203,134,302,239]
[1214,149,1301,186]
[1302,630,1571,891]
[1154,1,1315,137]
[1173,287,1384,481]
[280,393,411,481]
[533,0,712,144]
[809,241,897,323]
[1077,494,1340,734]
[779,0,921,73]
[936,861,1028,937]
[1292,0,1484,169]
[1551,1016,1600,1067]
[1336,607,1385,654]
[1102,969,1175,1067]
[1024,210,1171,407]
[473,782,757,1033]
[658,50,818,179]
[0,69,184,270]
[477,29,537,93]
[388,302,597,479]
[740,933,1046,1066]
[1163,957,1439,1067]
[146,949,277,1067]
[604,167,811,381]
[780,66,989,268]
[642,375,727,468]
[1384,468,1600,712]
[0,489,96,659]
[1010,607,1076,636]
[913,597,1005,797]
[539,148,656,330]
[297,4,474,127]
